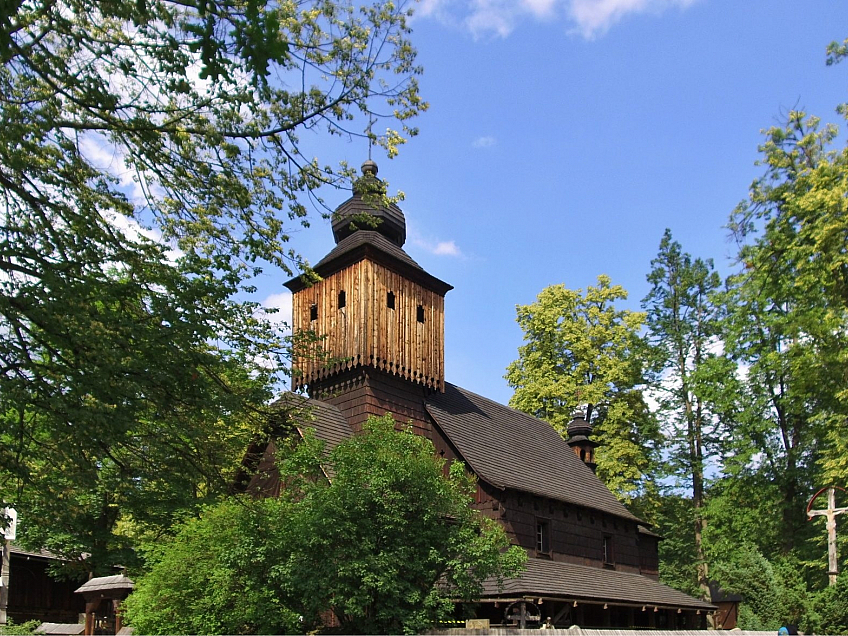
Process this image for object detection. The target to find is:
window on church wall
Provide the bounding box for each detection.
[603,535,614,565]
[387,291,395,309]
[536,519,551,555]
[417,304,425,323]
[338,290,346,309]
[310,303,318,321]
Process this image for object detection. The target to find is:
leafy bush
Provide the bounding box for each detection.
[0,620,40,635]
[810,573,848,635]
[710,545,812,632]
[122,498,300,635]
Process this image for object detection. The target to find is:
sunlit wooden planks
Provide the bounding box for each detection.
[291,259,446,391]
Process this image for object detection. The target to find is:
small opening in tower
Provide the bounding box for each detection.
[310,304,318,321]
[417,304,425,323]
[338,290,346,309]
[387,291,395,310]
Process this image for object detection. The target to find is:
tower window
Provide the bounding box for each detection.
[536,520,551,554]
[416,304,425,323]
[309,304,318,321]
[387,291,395,309]
[338,290,346,309]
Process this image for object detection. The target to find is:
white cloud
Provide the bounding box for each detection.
[416,0,698,40]
[433,241,462,256]
[262,291,293,333]
[522,0,558,18]
[472,135,497,148]
[567,0,697,39]
[412,236,464,258]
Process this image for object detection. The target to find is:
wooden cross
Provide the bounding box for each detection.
[505,601,541,629]
[807,487,848,586]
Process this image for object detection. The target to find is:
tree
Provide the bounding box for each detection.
[709,546,812,632]
[1,0,425,570]
[725,111,848,554]
[122,498,300,635]
[505,276,659,503]
[279,415,526,634]
[642,229,730,599]
[125,415,526,635]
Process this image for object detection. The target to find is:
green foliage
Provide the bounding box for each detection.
[276,415,526,634]
[1,0,425,572]
[125,415,525,635]
[642,229,727,490]
[810,573,848,634]
[723,110,848,554]
[710,547,812,632]
[651,494,700,598]
[0,620,40,635]
[506,275,658,502]
[123,498,299,635]
[642,230,729,596]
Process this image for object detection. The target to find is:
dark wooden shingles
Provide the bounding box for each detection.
[272,393,353,480]
[482,558,715,610]
[315,230,423,272]
[425,383,641,523]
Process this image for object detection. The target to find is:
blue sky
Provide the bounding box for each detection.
[261,0,848,405]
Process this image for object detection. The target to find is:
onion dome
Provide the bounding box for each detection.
[567,409,594,442]
[331,160,406,247]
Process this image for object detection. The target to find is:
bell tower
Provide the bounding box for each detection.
[285,161,452,435]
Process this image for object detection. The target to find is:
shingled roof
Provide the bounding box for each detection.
[285,230,452,296]
[75,574,134,595]
[276,393,352,480]
[274,393,352,453]
[482,558,715,611]
[315,230,422,272]
[426,383,641,523]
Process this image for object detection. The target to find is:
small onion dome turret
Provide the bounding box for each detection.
[566,409,596,444]
[566,409,598,472]
[331,160,406,247]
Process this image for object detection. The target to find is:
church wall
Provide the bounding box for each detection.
[483,487,645,574]
[311,367,433,437]
[638,533,660,578]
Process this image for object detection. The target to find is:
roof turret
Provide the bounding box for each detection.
[566,409,595,442]
[566,408,598,473]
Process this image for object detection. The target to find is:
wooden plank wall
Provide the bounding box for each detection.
[485,488,646,575]
[292,259,446,391]
[311,368,433,437]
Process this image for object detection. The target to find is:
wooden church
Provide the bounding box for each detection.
[250,160,715,629]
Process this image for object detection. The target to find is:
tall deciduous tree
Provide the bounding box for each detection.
[642,229,729,599]
[725,110,848,554]
[1,0,425,570]
[506,275,658,503]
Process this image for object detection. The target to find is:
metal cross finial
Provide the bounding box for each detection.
[367,114,375,161]
[807,486,848,585]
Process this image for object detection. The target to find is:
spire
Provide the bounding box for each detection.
[331,160,406,247]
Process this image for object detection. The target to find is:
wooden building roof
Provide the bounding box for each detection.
[74,574,134,595]
[284,230,452,295]
[280,382,639,523]
[481,558,716,610]
[425,383,641,523]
